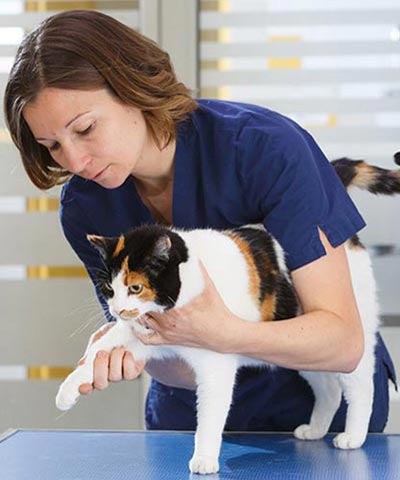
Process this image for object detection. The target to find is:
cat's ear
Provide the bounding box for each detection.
[153,235,172,261]
[87,234,109,260]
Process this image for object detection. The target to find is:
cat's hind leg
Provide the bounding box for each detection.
[333,354,374,449]
[294,371,342,441]
[189,354,237,474]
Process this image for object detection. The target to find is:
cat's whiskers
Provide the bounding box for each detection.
[54,410,69,422]
[63,297,102,319]
[167,295,177,307]
[68,310,105,339]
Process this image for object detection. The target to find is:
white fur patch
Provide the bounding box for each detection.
[56,226,380,472]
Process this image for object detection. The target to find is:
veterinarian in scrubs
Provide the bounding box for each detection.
[5,10,397,434]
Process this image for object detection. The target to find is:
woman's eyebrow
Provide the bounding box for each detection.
[35,111,91,141]
[65,111,91,128]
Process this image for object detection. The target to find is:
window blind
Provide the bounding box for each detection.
[199,0,400,319]
[199,0,400,161]
[0,0,139,399]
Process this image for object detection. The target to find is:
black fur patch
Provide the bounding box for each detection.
[91,225,188,309]
[231,227,299,321]
[348,235,365,250]
[330,158,363,187]
[368,167,400,195]
[331,157,400,194]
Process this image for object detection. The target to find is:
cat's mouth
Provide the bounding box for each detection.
[118,308,140,320]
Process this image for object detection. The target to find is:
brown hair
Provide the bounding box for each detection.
[4,9,198,190]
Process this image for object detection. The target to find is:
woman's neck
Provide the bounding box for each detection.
[132,137,176,197]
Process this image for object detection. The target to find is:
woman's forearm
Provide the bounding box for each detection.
[224,310,364,373]
[141,309,363,390]
[145,357,196,390]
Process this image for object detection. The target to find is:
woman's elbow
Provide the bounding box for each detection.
[342,323,365,373]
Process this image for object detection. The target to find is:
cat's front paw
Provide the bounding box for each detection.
[55,385,80,411]
[55,375,83,411]
[189,454,219,474]
[333,432,365,449]
[294,424,326,441]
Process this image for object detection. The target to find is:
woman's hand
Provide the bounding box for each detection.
[134,262,245,353]
[78,323,146,396]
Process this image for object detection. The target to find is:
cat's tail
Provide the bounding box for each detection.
[331,152,400,195]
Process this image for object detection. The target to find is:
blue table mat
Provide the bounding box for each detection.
[0,430,399,479]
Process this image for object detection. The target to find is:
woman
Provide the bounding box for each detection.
[5,10,396,432]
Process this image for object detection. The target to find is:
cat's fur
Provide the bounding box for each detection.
[56,157,400,474]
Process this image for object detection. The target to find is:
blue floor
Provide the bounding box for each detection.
[1,429,399,479]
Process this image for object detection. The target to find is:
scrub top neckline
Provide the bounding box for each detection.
[125,120,194,228]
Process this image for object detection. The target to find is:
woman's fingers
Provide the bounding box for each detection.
[93,350,110,390]
[123,352,145,380]
[79,348,144,394]
[79,383,93,395]
[109,346,125,382]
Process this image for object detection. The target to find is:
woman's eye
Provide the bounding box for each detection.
[48,142,60,152]
[78,124,93,136]
[128,284,143,295]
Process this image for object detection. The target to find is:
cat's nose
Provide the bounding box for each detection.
[119,309,140,319]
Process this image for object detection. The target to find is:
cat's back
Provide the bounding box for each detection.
[177,228,262,321]
[176,226,296,323]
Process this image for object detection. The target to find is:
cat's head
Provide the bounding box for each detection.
[87,225,188,322]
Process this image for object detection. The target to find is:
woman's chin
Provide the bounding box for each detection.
[95,175,128,190]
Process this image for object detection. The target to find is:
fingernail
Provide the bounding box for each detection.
[97,351,107,359]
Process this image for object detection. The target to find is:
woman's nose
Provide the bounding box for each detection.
[63,143,92,174]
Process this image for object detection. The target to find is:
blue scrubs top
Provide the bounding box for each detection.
[60,99,396,432]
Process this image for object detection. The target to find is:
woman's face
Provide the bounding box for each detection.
[23,88,150,189]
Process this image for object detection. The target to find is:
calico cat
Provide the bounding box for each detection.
[56,157,400,475]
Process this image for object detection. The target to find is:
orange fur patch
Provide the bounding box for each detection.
[261,294,277,322]
[354,162,376,189]
[78,323,115,366]
[119,308,140,319]
[121,257,157,303]
[225,233,260,304]
[225,232,277,321]
[113,235,125,258]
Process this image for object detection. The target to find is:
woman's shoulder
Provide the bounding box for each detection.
[195,98,299,127]
[188,99,312,155]
[60,175,109,207]
[61,175,85,201]
[60,175,107,224]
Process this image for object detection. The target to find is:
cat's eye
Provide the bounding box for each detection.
[128,284,143,295]
[103,283,113,293]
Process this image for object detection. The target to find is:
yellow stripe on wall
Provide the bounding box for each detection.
[201,28,231,43]
[25,1,138,11]
[200,87,231,100]
[267,35,302,42]
[328,114,338,127]
[26,1,97,10]
[200,59,231,70]
[0,129,11,144]
[200,0,230,12]
[28,366,73,380]
[268,58,301,69]
[27,266,88,279]
[26,197,60,212]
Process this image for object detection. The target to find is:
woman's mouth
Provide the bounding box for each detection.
[91,165,109,181]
